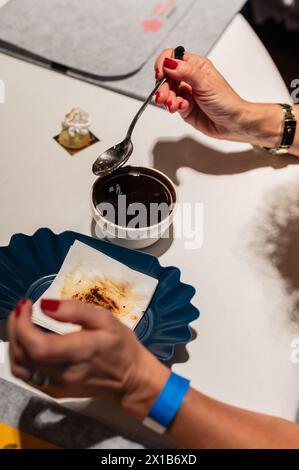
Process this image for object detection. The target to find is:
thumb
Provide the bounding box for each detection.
[163,54,214,93]
[40,299,113,330]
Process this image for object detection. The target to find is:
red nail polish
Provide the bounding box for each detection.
[166,100,172,110]
[155,68,159,79]
[155,91,160,103]
[41,299,60,312]
[164,58,178,70]
[15,298,26,317]
[15,304,21,318]
[179,102,183,110]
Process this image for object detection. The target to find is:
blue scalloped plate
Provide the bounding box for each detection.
[0,228,199,361]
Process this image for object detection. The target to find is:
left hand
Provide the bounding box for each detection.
[8,299,168,417]
[154,48,286,149]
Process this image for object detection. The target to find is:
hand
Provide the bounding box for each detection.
[154,48,284,148]
[8,299,169,418]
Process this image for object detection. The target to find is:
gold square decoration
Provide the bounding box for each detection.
[54,130,99,156]
[54,107,100,155]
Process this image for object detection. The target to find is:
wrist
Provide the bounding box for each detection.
[239,101,284,148]
[121,347,170,420]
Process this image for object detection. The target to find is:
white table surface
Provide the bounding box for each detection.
[1,8,299,436]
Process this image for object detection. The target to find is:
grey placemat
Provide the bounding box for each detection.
[0,378,172,449]
[70,0,246,100]
[0,0,195,78]
[0,0,245,100]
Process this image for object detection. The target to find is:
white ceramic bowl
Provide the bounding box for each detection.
[91,166,177,249]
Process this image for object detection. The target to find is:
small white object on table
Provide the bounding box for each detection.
[0,11,299,442]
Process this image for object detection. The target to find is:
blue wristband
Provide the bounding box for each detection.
[143,372,190,434]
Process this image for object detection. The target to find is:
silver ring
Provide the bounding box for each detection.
[29,371,50,389]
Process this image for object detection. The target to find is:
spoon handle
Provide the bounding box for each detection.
[126,46,185,140]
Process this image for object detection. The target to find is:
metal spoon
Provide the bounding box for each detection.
[92,46,185,176]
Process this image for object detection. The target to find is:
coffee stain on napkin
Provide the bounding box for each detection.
[61,268,144,323]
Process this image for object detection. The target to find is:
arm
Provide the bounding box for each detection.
[240,102,299,157]
[8,299,299,449]
[123,362,299,449]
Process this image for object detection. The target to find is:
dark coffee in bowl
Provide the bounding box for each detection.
[92,167,175,228]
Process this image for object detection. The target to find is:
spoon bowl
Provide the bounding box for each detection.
[92,138,133,176]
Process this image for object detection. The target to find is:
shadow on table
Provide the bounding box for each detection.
[164,327,197,368]
[18,395,172,449]
[152,137,299,184]
[141,224,174,257]
[249,179,299,327]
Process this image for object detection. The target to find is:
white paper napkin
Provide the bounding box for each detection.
[32,240,158,334]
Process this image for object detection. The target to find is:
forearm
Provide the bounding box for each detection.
[240,102,299,156]
[122,350,299,449]
[166,388,299,449]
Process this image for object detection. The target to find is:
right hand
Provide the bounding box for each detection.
[8,299,169,418]
[154,48,251,143]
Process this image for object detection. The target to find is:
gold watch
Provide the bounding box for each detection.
[264,103,297,155]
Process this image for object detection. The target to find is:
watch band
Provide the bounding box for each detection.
[264,103,297,155]
[142,372,190,434]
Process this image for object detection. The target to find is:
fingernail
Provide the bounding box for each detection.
[15,304,21,318]
[41,299,60,312]
[166,100,172,111]
[155,91,160,103]
[164,58,178,70]
[155,68,159,79]
[15,298,27,318]
[179,102,184,110]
